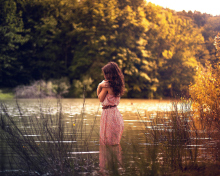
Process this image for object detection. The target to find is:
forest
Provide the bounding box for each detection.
[1,0,220,98]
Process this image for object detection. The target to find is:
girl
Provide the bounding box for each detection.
[97,62,125,145]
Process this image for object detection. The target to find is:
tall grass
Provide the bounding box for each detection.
[0,99,99,176]
[121,100,220,175]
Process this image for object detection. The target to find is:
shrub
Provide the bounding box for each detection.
[70,76,93,98]
[15,78,70,98]
[189,62,220,133]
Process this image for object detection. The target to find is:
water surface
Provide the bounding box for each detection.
[0,98,215,175]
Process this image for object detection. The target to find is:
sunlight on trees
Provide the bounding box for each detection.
[189,62,220,132]
[214,33,220,59]
[1,0,220,98]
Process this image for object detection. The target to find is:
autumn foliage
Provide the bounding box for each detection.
[1,0,220,98]
[214,33,220,59]
[189,62,220,132]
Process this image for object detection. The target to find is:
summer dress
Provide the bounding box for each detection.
[100,93,124,145]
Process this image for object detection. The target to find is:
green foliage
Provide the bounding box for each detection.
[1,0,220,98]
[50,77,70,96]
[144,5,208,98]
[0,0,29,87]
[16,0,74,81]
[70,76,93,98]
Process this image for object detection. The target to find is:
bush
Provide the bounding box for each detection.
[15,78,70,98]
[189,62,220,133]
[69,76,93,98]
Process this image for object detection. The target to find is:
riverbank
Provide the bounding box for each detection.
[0,89,14,99]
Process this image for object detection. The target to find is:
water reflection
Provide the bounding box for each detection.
[99,144,123,175]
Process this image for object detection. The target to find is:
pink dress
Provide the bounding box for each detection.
[100,94,124,145]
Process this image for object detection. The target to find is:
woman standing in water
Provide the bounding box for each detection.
[97,62,125,145]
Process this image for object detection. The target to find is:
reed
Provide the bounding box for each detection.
[0,98,99,176]
[121,100,211,175]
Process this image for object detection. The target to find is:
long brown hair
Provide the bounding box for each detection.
[102,62,125,96]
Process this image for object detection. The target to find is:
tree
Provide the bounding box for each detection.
[1,0,218,98]
[16,0,76,82]
[143,4,208,98]
[202,16,220,64]
[214,33,220,59]
[68,0,154,97]
[0,0,28,87]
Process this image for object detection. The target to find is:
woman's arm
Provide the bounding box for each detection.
[98,88,108,102]
[97,84,102,96]
[97,80,109,96]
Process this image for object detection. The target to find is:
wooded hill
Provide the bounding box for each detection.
[1,0,220,98]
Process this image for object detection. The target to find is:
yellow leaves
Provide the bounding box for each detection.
[120,5,136,27]
[119,5,150,31]
[60,0,65,6]
[149,85,157,92]
[137,37,147,46]
[167,84,172,89]
[124,70,131,75]
[140,72,151,81]
[59,0,75,7]
[183,56,197,68]
[151,78,159,83]
[92,5,104,17]
[162,50,173,59]
[124,66,138,76]
[141,64,152,72]
[189,62,220,117]
[141,49,151,58]
[133,85,141,92]
[214,33,220,58]
[136,7,150,31]
[137,7,146,19]
[99,35,106,41]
